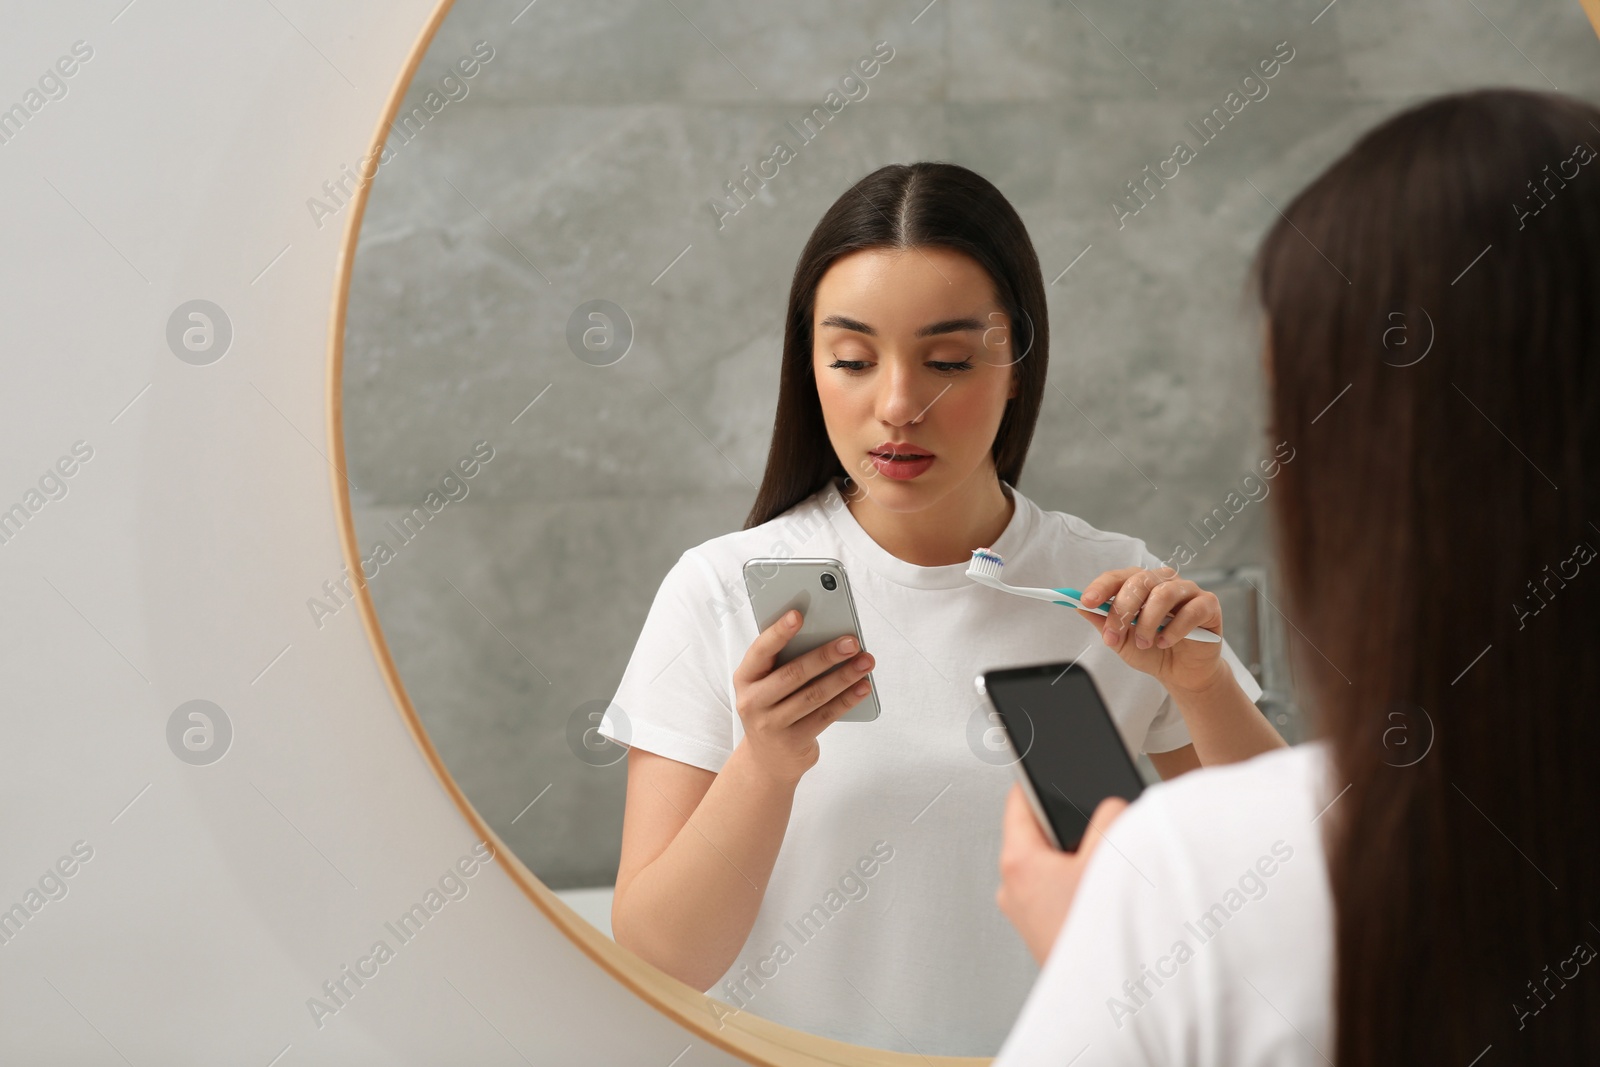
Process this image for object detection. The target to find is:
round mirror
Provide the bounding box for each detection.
[337,0,1592,1057]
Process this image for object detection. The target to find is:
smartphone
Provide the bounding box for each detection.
[744,558,880,722]
[975,661,1144,850]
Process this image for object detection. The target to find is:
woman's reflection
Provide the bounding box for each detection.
[598,162,1283,1055]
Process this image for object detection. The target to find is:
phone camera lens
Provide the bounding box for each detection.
[820,572,838,591]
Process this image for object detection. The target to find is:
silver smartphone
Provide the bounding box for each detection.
[743,557,880,722]
[975,662,1144,850]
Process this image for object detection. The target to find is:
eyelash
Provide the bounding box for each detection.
[828,357,976,374]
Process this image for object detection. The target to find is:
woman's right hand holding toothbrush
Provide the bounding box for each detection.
[732,609,875,787]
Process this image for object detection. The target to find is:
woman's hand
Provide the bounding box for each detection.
[1077,565,1229,696]
[731,609,875,788]
[996,784,1128,965]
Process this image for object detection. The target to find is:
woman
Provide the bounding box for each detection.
[600,162,1284,1055]
[993,88,1600,1064]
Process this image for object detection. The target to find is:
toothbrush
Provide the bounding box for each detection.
[965,547,1222,644]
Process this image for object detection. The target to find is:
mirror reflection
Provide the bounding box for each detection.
[339,1,1589,1055]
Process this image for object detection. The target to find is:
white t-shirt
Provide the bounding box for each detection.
[599,476,1264,1056]
[992,741,1337,1067]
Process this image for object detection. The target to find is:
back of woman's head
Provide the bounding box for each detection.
[1255,88,1600,1063]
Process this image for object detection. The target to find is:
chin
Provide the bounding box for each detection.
[872,485,930,507]
[860,471,951,507]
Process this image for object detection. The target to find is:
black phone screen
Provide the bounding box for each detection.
[982,662,1146,850]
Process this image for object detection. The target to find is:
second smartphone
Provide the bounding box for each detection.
[975,661,1145,850]
[744,557,880,722]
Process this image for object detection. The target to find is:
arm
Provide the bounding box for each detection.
[1163,659,1286,766]
[1146,663,1285,779]
[609,610,877,991]
[1146,743,1202,780]
[610,744,797,991]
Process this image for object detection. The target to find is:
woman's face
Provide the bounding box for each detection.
[811,245,1019,511]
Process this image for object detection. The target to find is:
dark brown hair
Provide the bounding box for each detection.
[743,162,1049,529]
[1255,88,1600,1063]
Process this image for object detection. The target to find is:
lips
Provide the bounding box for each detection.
[870,442,934,460]
[868,444,936,481]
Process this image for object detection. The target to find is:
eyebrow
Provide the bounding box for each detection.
[818,314,987,338]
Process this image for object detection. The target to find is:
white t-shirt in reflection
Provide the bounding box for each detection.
[993,741,1337,1067]
[599,476,1265,1057]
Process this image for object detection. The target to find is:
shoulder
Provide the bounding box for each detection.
[1089,744,1337,984]
[676,488,836,574]
[1077,742,1334,908]
[1018,490,1162,566]
[1134,742,1333,849]
[1147,739,1331,809]
[639,490,837,634]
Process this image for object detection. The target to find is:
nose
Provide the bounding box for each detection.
[874,356,931,429]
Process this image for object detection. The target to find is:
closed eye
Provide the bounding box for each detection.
[828,358,976,374]
[828,358,872,373]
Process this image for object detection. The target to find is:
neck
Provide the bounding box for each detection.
[844,465,1015,567]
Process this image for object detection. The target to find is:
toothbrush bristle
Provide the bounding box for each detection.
[967,547,1005,579]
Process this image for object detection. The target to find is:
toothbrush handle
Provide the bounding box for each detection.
[1056,588,1222,645]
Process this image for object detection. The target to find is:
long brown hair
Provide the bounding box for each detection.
[1255,88,1600,1063]
[743,162,1049,529]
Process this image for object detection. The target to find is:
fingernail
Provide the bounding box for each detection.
[786,610,800,626]
[1104,628,1120,648]
[838,636,858,653]
[1135,635,1152,649]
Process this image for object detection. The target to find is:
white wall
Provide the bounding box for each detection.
[0,3,745,1062]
